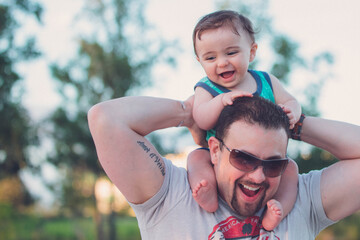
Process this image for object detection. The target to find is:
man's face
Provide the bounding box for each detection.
[209,121,288,216]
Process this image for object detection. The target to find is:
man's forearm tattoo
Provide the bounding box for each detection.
[149,153,165,176]
[137,140,150,153]
[137,141,165,176]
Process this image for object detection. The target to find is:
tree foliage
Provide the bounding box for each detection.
[0,0,42,207]
[45,2,174,238]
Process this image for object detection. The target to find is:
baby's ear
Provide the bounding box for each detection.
[249,42,258,62]
[196,56,200,62]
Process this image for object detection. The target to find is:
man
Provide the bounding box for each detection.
[88,95,360,239]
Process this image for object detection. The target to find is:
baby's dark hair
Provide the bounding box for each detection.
[192,10,256,56]
[215,96,290,141]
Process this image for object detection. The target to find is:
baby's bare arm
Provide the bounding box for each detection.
[270,75,301,128]
[279,101,301,129]
[193,88,252,130]
[273,159,298,217]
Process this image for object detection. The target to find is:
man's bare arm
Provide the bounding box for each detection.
[301,116,360,221]
[88,96,193,204]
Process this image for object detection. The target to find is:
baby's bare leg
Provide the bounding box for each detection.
[192,178,218,212]
[263,159,298,230]
[262,199,283,231]
[187,149,218,212]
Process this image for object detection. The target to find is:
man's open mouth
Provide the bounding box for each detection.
[239,183,260,197]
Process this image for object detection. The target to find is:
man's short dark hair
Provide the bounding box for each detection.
[215,96,290,140]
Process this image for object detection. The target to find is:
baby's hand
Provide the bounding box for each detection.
[221,91,252,106]
[279,104,298,129]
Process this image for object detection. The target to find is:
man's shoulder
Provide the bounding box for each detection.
[147,157,189,204]
[295,169,323,206]
[298,169,323,188]
[163,157,188,178]
[276,169,334,237]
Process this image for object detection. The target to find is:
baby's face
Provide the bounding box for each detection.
[195,26,257,89]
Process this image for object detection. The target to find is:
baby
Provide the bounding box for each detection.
[187,10,301,231]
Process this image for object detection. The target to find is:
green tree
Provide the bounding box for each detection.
[0,0,42,208]
[46,0,174,239]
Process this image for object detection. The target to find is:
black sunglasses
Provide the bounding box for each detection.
[217,138,289,177]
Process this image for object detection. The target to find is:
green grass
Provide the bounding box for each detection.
[116,217,141,240]
[0,211,140,240]
[40,218,94,240]
[0,201,358,240]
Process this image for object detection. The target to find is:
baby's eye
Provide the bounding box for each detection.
[206,56,215,61]
[227,51,238,56]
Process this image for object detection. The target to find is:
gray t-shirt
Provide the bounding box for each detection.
[129,158,335,239]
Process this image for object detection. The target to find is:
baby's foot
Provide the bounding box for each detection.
[192,179,218,212]
[262,199,283,231]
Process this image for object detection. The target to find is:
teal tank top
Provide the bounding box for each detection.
[194,70,275,140]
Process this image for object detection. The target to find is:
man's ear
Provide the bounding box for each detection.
[249,42,258,62]
[208,136,221,165]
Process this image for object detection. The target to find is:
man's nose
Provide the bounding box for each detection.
[247,166,266,183]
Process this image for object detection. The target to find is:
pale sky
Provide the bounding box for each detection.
[21,0,360,125]
[144,0,360,125]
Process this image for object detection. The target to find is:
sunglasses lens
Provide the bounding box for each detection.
[229,150,288,177]
[229,150,259,172]
[262,160,288,177]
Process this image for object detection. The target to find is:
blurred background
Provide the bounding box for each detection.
[1,0,359,239]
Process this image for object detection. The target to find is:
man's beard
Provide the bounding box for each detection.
[231,178,268,216]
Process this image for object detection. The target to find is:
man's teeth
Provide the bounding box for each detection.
[242,184,260,191]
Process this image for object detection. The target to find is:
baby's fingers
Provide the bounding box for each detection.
[232,91,253,98]
[224,97,234,105]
